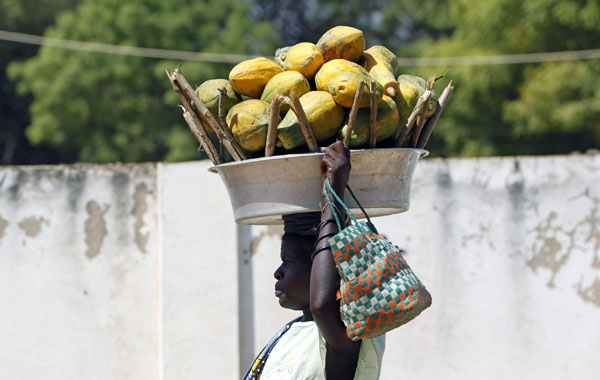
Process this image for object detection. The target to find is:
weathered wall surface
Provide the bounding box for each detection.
[1,153,599,380]
[0,164,159,380]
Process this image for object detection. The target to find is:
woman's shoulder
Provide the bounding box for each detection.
[260,321,325,380]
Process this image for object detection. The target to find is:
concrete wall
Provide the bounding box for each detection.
[1,153,599,380]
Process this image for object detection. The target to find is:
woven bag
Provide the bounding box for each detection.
[323,178,432,341]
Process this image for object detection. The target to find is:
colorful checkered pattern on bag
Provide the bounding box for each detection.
[329,220,432,341]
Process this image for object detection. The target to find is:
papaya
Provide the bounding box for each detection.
[226,99,273,152]
[316,26,365,63]
[277,91,344,150]
[392,75,438,141]
[195,79,240,132]
[365,46,398,73]
[328,71,383,108]
[284,42,325,79]
[274,46,291,67]
[314,59,369,92]
[392,92,412,138]
[260,71,310,115]
[229,57,283,98]
[361,52,399,98]
[338,95,400,148]
[397,74,438,118]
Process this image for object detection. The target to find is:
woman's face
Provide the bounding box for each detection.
[273,235,312,310]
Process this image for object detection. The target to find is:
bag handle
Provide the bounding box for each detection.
[323,178,378,234]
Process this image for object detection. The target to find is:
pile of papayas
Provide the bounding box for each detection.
[171,25,448,162]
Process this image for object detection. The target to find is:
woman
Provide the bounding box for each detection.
[243,141,385,380]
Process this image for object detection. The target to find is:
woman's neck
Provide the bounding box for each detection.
[301,308,314,322]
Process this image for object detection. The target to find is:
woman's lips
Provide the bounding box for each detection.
[275,289,282,297]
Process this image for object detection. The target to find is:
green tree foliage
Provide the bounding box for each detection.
[404,0,600,156]
[252,0,453,49]
[0,0,79,164]
[8,0,277,163]
[255,0,599,157]
[6,0,599,163]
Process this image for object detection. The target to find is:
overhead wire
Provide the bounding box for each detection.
[1,29,600,66]
[0,30,254,64]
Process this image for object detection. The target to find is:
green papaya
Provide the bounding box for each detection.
[397,74,438,118]
[328,71,383,108]
[195,79,240,132]
[392,75,438,141]
[226,99,272,152]
[315,59,369,92]
[260,71,310,115]
[365,46,398,73]
[338,95,400,148]
[277,91,344,150]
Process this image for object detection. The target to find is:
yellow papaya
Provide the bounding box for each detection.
[229,57,283,98]
[195,79,240,132]
[338,95,400,148]
[277,91,344,150]
[328,71,383,108]
[314,59,368,92]
[284,42,325,79]
[397,74,438,118]
[365,46,398,73]
[316,26,365,63]
[226,99,273,152]
[260,71,310,115]
[361,52,399,98]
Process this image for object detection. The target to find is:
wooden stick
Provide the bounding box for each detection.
[172,68,244,161]
[181,107,223,165]
[285,90,319,152]
[411,75,444,147]
[218,88,247,160]
[411,75,437,147]
[166,69,222,165]
[417,81,454,149]
[368,80,378,148]
[344,80,366,148]
[394,89,432,147]
[411,110,428,148]
[265,95,283,157]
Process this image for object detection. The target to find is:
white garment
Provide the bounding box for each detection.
[260,321,385,380]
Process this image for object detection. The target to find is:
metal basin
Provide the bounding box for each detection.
[209,148,427,225]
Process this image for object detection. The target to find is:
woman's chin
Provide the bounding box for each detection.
[277,296,289,308]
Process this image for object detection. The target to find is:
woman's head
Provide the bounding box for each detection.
[273,233,316,310]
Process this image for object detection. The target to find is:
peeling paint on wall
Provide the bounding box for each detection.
[132,183,149,254]
[577,278,600,308]
[84,200,109,260]
[0,215,8,241]
[528,187,600,294]
[18,216,49,238]
[593,255,600,270]
[528,212,571,288]
[580,189,600,256]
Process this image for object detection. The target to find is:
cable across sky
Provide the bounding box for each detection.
[1,29,600,66]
